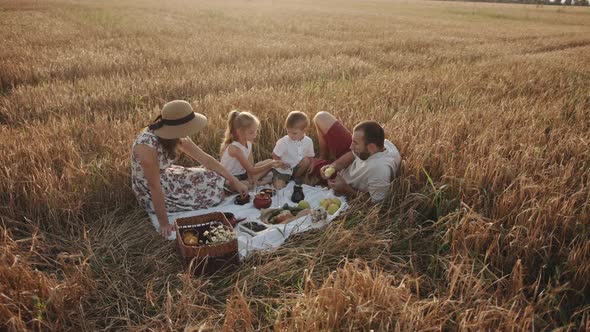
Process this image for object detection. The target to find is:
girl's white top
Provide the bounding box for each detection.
[220,141,252,176]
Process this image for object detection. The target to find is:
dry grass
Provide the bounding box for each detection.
[1,0,589,330]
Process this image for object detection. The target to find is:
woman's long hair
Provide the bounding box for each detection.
[220,110,259,155]
[147,116,180,160]
[159,137,180,160]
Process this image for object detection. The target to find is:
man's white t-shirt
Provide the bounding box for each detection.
[273,135,315,169]
[341,139,401,202]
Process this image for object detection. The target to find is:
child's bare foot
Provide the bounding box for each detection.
[273,179,286,189]
[258,178,272,186]
[294,157,311,177]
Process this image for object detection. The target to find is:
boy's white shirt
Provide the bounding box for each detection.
[273,135,315,169]
[341,139,401,202]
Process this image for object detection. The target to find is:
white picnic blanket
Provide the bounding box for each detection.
[149,182,347,258]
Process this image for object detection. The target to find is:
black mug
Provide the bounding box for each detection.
[234,194,250,205]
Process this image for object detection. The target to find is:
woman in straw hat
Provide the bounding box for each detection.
[131,100,249,238]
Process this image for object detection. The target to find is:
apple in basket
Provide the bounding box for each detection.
[182,231,199,246]
[253,192,272,209]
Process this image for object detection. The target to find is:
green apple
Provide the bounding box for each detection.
[330,198,342,208]
[320,199,330,210]
[298,200,311,209]
[327,203,339,215]
[324,166,336,178]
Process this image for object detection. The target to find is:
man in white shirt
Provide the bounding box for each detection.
[312,112,401,202]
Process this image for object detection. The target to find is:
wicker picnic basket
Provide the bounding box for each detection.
[174,212,239,274]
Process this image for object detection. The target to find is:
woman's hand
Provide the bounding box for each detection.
[180,138,252,193]
[135,143,173,239]
[231,179,249,197]
[159,223,175,238]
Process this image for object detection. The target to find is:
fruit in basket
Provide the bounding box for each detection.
[330,198,342,208]
[185,236,198,246]
[297,200,310,209]
[327,203,339,215]
[183,233,199,246]
[319,199,331,210]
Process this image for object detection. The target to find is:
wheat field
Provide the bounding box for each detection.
[1,0,589,330]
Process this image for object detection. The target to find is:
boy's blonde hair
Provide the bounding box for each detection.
[285,111,309,129]
[220,110,260,154]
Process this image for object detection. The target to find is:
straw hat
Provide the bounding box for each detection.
[148,100,207,139]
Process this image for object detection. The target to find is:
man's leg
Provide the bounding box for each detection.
[313,112,338,159]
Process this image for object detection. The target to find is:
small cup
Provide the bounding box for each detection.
[234,194,250,205]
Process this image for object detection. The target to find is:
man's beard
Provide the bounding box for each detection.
[352,149,370,161]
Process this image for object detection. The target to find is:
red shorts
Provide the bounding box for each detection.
[311,120,352,176]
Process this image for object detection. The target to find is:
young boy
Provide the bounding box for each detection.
[272,111,315,189]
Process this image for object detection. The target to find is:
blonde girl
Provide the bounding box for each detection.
[220,110,283,188]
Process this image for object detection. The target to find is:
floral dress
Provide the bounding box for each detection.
[131,129,226,214]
